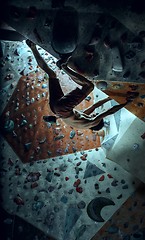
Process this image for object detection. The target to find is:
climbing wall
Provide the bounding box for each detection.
[0,41,145,240]
[92,183,145,240]
[0,70,100,163]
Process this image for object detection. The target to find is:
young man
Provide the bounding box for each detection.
[26,40,131,131]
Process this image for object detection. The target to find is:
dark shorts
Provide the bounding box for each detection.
[49,78,87,118]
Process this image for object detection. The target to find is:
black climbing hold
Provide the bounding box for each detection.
[137,102,144,107]
[104,35,112,48]
[87,197,115,222]
[139,71,145,79]
[117,194,122,199]
[120,32,128,43]
[123,70,130,79]
[125,50,136,60]
[139,31,145,39]
[141,60,145,68]
[77,201,86,209]
[93,69,99,77]
[131,37,143,51]
[24,142,32,151]
[94,183,99,190]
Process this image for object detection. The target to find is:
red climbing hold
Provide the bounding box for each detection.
[99,175,105,181]
[73,179,81,187]
[76,187,83,193]
[65,177,69,181]
[80,154,87,161]
[107,174,113,179]
[76,162,81,166]
[141,132,145,139]
[14,196,24,205]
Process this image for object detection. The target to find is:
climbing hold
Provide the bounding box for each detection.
[104,35,112,48]
[117,194,122,199]
[61,195,68,203]
[107,225,119,234]
[77,201,86,209]
[96,81,108,90]
[8,158,14,166]
[76,162,81,167]
[44,17,52,28]
[4,120,14,132]
[93,69,99,77]
[111,179,118,186]
[26,172,41,182]
[133,143,139,150]
[112,47,123,72]
[45,172,53,182]
[32,201,44,211]
[24,142,32,152]
[84,161,105,179]
[76,187,83,193]
[54,135,64,141]
[48,186,55,192]
[141,132,145,139]
[120,32,128,43]
[20,119,27,127]
[123,70,131,79]
[131,37,143,51]
[141,60,145,68]
[39,137,46,144]
[121,179,126,184]
[42,84,47,89]
[75,225,87,240]
[85,96,91,101]
[31,182,38,189]
[125,50,136,60]
[106,187,110,193]
[64,204,82,238]
[139,71,145,79]
[73,179,81,187]
[68,189,74,194]
[65,177,69,181]
[99,175,105,181]
[137,102,143,107]
[139,31,145,39]
[80,154,87,161]
[14,195,24,205]
[122,184,128,189]
[70,130,76,139]
[129,85,138,91]
[107,174,113,179]
[87,197,115,222]
[3,218,13,225]
[94,183,99,190]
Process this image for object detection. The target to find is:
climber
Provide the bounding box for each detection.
[26,39,132,131]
